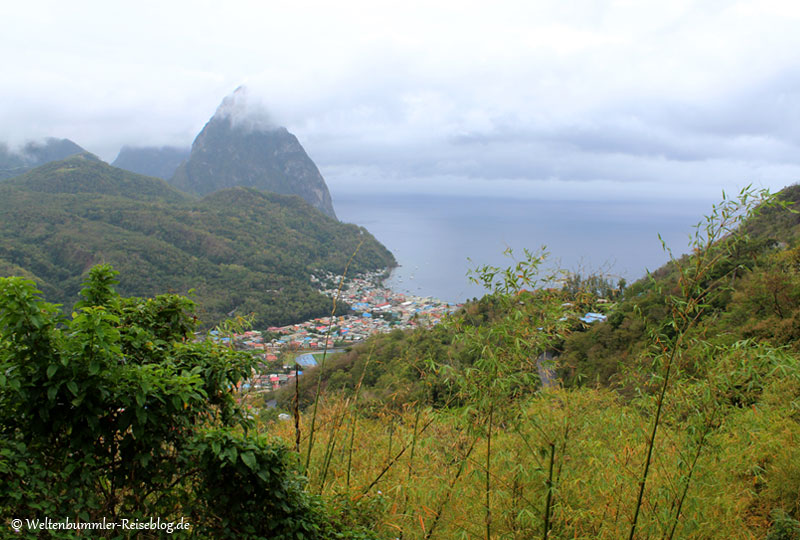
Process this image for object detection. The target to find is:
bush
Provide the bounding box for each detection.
[0,265,364,538]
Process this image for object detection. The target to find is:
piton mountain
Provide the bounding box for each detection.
[169,88,337,219]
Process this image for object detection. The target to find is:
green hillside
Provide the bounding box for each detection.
[0,138,85,180]
[3,184,800,539]
[0,155,395,327]
[291,186,800,403]
[3,152,190,202]
[259,187,800,539]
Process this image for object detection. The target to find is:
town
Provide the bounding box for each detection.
[219,270,458,392]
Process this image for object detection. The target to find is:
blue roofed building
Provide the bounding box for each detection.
[580,312,608,324]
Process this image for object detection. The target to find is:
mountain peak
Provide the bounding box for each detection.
[169,89,337,219]
[211,85,280,134]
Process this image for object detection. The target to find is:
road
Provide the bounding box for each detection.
[536,350,558,388]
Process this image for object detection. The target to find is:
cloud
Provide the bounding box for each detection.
[212,86,278,132]
[0,0,799,201]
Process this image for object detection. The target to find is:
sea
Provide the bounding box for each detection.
[334,193,713,304]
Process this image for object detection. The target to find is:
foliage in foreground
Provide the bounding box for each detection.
[0,265,375,539]
[275,372,800,539]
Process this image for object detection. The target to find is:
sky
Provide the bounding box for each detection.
[3,0,800,203]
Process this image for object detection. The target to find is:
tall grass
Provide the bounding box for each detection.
[304,238,364,473]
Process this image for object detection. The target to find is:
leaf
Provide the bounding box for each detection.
[66,381,78,396]
[241,451,257,470]
[46,364,58,379]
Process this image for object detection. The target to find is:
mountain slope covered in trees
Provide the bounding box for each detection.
[0,137,86,180]
[0,154,394,327]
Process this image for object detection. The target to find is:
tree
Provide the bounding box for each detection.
[0,264,346,539]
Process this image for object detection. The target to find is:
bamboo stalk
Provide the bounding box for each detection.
[425,434,479,540]
[293,361,300,454]
[346,340,376,488]
[318,396,349,494]
[358,417,435,499]
[304,238,364,474]
[628,197,751,538]
[542,442,555,540]
[485,401,494,540]
[666,407,717,540]
[399,402,423,526]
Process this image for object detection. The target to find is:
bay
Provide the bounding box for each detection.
[334,193,712,304]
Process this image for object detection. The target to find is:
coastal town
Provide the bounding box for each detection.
[222,270,458,392]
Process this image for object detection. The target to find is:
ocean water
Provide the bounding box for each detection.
[334,193,712,304]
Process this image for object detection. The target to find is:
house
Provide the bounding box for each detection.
[580,312,608,324]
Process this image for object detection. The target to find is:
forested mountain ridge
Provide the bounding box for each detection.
[0,155,394,327]
[0,137,85,180]
[3,152,190,202]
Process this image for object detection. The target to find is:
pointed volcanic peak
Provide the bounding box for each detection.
[112,145,190,180]
[0,137,86,180]
[170,87,337,219]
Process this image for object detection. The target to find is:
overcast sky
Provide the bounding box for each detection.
[3,0,800,202]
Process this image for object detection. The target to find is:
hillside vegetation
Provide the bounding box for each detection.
[0,266,377,539]
[0,154,394,327]
[4,182,800,538]
[0,138,85,180]
[262,187,800,539]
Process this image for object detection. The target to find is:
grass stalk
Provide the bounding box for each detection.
[304,238,364,473]
[542,442,555,540]
[425,434,479,540]
[346,340,376,488]
[358,416,435,499]
[666,407,717,540]
[293,361,301,453]
[485,401,494,540]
